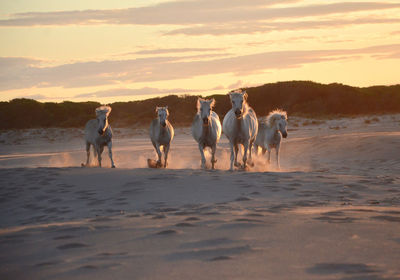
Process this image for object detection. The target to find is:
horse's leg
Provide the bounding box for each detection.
[248,140,255,167]
[84,142,90,166]
[234,144,240,167]
[198,143,206,169]
[155,143,162,167]
[242,141,249,169]
[262,148,267,155]
[164,144,170,168]
[97,146,104,167]
[275,143,281,169]
[254,143,259,156]
[229,142,235,171]
[107,141,115,168]
[211,143,217,170]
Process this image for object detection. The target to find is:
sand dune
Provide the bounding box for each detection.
[0,115,399,279]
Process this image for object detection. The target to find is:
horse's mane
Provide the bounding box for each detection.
[262,109,287,127]
[96,105,112,116]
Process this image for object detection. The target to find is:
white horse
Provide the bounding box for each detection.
[254,109,288,169]
[222,90,258,170]
[149,106,174,168]
[191,98,222,169]
[82,105,115,168]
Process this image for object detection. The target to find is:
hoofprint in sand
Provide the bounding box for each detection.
[0,115,399,280]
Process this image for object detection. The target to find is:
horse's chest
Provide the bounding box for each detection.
[199,127,214,147]
[200,136,213,147]
[233,131,247,144]
[268,132,280,148]
[97,134,111,146]
[158,130,170,144]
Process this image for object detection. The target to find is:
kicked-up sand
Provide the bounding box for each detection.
[0,115,399,279]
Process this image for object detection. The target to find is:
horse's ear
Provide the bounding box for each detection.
[210,98,216,108]
[165,105,168,110]
[196,98,201,110]
[243,91,248,100]
[155,106,159,113]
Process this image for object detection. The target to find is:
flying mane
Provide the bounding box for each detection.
[95,105,112,116]
[263,109,287,128]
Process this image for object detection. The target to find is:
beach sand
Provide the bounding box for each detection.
[0,115,399,279]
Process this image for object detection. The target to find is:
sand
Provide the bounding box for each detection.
[0,115,399,280]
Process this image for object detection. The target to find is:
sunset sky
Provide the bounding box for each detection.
[1,0,399,103]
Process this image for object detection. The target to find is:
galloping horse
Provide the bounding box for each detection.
[255,110,288,169]
[82,105,115,168]
[192,98,222,169]
[149,106,174,168]
[222,90,258,170]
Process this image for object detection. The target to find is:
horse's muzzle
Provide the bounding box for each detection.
[161,122,166,127]
[98,129,104,135]
[282,132,288,138]
[235,110,242,118]
[202,118,209,125]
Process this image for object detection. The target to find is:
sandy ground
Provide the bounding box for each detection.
[0,115,399,280]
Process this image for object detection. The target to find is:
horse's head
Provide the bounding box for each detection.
[156,106,169,127]
[269,110,288,138]
[95,105,111,135]
[197,98,215,125]
[229,90,248,119]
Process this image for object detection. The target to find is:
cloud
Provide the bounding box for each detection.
[0,57,41,68]
[22,94,48,100]
[166,17,400,36]
[1,43,399,91]
[1,1,399,27]
[228,80,244,89]
[130,48,225,55]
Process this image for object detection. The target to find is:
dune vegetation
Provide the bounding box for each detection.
[1,81,399,129]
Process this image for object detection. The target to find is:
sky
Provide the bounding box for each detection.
[0,0,399,103]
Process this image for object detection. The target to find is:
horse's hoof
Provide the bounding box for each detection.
[248,162,255,167]
[111,165,116,168]
[241,165,250,171]
[81,163,85,167]
[234,162,241,167]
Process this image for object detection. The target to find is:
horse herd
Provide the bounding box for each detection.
[82,90,288,171]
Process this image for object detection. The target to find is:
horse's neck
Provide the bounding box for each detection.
[269,124,280,140]
[158,120,168,135]
[234,114,244,133]
[201,119,210,139]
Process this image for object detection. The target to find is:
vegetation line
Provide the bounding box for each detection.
[1,81,399,129]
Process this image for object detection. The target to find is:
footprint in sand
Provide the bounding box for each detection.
[57,242,89,250]
[175,222,195,227]
[306,262,379,275]
[156,229,179,235]
[165,245,252,261]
